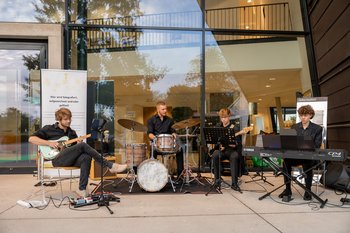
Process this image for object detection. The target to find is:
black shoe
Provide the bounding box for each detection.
[278,189,292,198]
[214,179,222,186]
[241,169,249,176]
[303,191,312,201]
[231,183,242,192]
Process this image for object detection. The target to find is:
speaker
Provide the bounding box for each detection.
[89,156,117,180]
[322,163,350,192]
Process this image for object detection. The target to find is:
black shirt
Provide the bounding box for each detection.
[31,122,78,141]
[291,121,323,149]
[147,114,175,136]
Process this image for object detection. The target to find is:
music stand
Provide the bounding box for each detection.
[203,127,236,195]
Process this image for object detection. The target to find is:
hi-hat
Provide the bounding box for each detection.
[118,119,147,132]
[172,118,200,130]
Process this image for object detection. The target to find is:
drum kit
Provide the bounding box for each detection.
[116,117,201,193]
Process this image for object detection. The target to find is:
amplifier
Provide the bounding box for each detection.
[90,156,117,180]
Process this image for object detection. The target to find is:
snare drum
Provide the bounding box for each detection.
[154,134,178,153]
[125,143,147,167]
[137,159,168,192]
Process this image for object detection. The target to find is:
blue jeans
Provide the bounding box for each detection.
[52,142,113,190]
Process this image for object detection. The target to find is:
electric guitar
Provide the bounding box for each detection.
[39,134,91,160]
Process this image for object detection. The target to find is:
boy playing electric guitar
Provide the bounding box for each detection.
[29,107,127,197]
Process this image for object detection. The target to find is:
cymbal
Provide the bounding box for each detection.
[172,118,200,130]
[118,119,147,132]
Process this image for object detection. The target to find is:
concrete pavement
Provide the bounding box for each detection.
[0,173,349,233]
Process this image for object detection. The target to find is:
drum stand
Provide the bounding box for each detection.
[115,146,138,192]
[115,129,137,192]
[177,127,204,192]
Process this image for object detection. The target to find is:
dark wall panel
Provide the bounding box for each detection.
[320,66,350,96]
[317,34,349,77]
[327,128,350,150]
[327,105,350,125]
[326,87,350,109]
[309,0,331,26]
[314,7,349,60]
[308,0,350,152]
[311,0,348,43]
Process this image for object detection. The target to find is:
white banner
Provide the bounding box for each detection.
[41,69,87,136]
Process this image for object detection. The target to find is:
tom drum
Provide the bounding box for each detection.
[125,143,147,167]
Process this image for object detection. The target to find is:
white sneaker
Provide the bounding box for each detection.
[74,189,89,198]
[109,163,127,173]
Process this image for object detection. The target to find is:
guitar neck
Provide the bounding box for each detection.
[64,134,91,145]
[235,127,252,137]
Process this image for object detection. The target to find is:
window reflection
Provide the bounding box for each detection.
[0,0,65,23]
[205,31,312,141]
[70,0,202,28]
[1,0,315,172]
[0,49,41,166]
[205,0,304,31]
[79,29,201,165]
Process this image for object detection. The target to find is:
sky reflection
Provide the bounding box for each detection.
[0,0,42,22]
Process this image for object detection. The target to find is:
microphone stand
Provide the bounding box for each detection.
[75,127,120,214]
[95,128,120,214]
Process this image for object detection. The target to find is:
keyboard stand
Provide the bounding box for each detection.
[258,157,328,208]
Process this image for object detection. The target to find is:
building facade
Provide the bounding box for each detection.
[0,0,348,173]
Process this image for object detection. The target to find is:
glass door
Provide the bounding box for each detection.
[0,42,46,173]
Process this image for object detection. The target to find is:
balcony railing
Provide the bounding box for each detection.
[71,2,292,51]
[205,3,292,31]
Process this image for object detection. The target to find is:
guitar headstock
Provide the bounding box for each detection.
[243,125,254,134]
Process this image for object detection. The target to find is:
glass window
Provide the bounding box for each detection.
[70,0,202,28]
[0,0,317,173]
[204,31,250,131]
[271,107,297,133]
[0,0,65,23]
[71,28,201,166]
[0,42,45,170]
[205,0,304,31]
[205,31,312,141]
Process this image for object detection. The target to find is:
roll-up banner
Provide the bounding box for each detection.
[40,69,87,177]
[41,69,87,136]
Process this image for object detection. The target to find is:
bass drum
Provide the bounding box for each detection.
[137,159,168,192]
